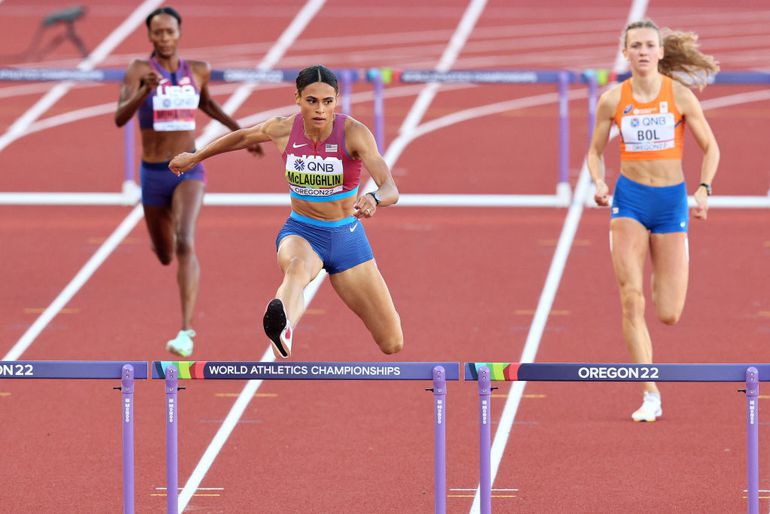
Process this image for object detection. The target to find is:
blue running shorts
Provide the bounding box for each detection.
[140,160,206,207]
[611,174,689,233]
[276,211,374,274]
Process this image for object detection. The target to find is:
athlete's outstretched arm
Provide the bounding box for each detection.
[194,61,263,156]
[169,117,282,174]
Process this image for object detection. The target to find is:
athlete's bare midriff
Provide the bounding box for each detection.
[141,129,196,162]
[620,158,684,186]
[290,196,357,221]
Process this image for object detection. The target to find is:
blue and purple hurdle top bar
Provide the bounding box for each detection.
[0,360,147,379]
[0,360,147,514]
[465,362,764,514]
[153,360,458,380]
[465,362,770,382]
[153,361,459,514]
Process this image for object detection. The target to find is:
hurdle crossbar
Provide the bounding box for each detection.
[153,361,459,514]
[465,363,762,514]
[0,360,147,514]
[465,362,770,382]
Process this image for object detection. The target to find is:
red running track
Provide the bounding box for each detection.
[1,1,770,512]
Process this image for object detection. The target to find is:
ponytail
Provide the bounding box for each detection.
[623,19,719,89]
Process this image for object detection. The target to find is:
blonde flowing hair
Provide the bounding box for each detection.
[623,19,719,89]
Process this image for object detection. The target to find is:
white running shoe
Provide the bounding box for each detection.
[631,391,662,422]
[263,299,292,359]
[166,329,196,358]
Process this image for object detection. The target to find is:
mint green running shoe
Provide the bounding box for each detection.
[166,329,195,357]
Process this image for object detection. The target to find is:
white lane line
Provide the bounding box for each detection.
[397,0,487,137]
[177,1,326,510]
[195,0,327,147]
[179,1,487,511]
[176,271,328,511]
[0,0,164,153]
[468,1,646,513]
[411,89,587,141]
[377,0,487,177]
[1,1,168,359]
[2,205,145,361]
[611,0,648,74]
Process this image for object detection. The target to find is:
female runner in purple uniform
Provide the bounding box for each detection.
[170,65,403,359]
[115,6,262,356]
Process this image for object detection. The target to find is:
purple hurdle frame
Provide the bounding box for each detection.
[746,367,759,514]
[121,364,135,514]
[165,365,179,514]
[477,366,492,514]
[122,118,135,190]
[0,360,146,513]
[155,361,457,514]
[468,363,765,514]
[432,365,447,514]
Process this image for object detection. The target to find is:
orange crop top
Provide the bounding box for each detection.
[613,76,685,161]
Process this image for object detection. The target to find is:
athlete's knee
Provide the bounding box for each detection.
[284,257,312,283]
[619,287,645,319]
[152,245,173,266]
[376,324,404,355]
[378,334,404,355]
[174,232,195,258]
[656,307,682,326]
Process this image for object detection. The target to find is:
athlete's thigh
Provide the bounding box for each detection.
[609,217,650,290]
[143,204,173,256]
[329,260,400,337]
[277,235,323,278]
[649,231,689,311]
[171,179,205,238]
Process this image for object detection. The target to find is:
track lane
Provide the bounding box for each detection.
[2,1,770,512]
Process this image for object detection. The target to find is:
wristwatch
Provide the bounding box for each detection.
[368,191,381,206]
[698,183,712,196]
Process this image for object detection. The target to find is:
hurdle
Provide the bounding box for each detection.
[0,66,367,206]
[465,362,765,514]
[152,361,459,514]
[380,68,576,206]
[0,360,148,514]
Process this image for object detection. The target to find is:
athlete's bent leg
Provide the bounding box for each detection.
[275,235,324,326]
[330,260,403,354]
[143,205,174,265]
[650,232,689,325]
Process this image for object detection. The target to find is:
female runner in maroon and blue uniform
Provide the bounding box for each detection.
[170,65,403,359]
[115,6,262,357]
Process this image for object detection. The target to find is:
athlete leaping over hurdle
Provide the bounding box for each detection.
[170,65,403,360]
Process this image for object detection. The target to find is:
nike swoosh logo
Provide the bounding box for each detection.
[292,143,307,148]
[349,223,359,232]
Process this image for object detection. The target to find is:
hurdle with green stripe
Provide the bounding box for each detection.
[153,361,459,514]
[466,362,767,514]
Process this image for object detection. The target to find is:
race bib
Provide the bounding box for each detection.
[620,113,676,152]
[285,153,344,197]
[152,83,199,131]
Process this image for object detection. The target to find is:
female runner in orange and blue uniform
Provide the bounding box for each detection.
[115,6,262,357]
[169,65,403,359]
[587,20,720,422]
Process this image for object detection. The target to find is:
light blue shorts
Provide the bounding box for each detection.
[611,174,689,233]
[276,211,374,274]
